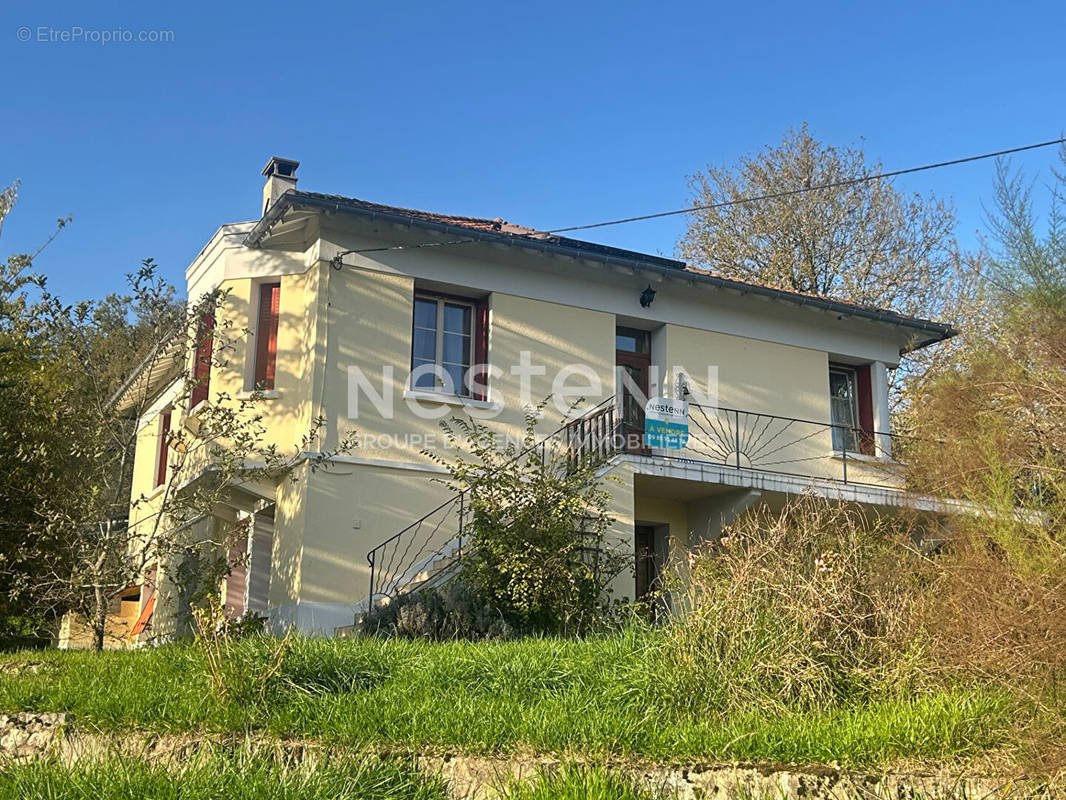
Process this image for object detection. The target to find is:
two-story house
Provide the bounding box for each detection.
[102,157,955,642]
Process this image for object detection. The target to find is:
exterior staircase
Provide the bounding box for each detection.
[357,398,622,612]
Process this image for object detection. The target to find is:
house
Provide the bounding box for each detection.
[98,157,956,642]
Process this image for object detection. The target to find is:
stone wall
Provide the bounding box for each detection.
[0,713,1054,799]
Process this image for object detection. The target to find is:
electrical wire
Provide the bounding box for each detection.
[330,136,1065,262]
[549,137,1066,234]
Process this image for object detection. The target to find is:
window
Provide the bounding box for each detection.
[411,294,488,398]
[155,410,171,488]
[616,327,650,354]
[254,282,281,390]
[189,312,214,408]
[829,365,875,454]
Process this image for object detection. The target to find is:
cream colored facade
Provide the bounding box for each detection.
[115,161,954,638]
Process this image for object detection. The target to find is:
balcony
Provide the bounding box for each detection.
[564,401,943,510]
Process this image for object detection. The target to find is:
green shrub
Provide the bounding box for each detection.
[424,404,628,636]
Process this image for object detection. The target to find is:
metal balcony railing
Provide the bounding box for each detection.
[677,403,909,489]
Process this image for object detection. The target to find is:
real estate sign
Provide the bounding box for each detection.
[644,397,689,449]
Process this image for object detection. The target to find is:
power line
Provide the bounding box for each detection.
[548,137,1066,233]
[331,136,1065,262]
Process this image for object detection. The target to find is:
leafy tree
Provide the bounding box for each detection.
[677,123,964,321]
[0,186,353,649]
[27,280,353,650]
[0,183,77,644]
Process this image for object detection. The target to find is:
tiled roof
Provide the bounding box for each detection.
[296,191,544,237]
[250,190,955,341]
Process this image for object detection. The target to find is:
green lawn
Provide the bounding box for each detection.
[0,632,1016,768]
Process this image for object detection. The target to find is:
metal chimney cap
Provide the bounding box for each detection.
[262,157,300,178]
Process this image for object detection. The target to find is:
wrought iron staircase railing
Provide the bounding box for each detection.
[365,396,623,605]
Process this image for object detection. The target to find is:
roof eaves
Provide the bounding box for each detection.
[245,191,686,273]
[245,192,957,349]
[108,329,186,415]
[683,270,958,348]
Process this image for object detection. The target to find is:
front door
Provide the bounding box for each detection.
[635,524,668,619]
[616,328,650,453]
[634,525,657,606]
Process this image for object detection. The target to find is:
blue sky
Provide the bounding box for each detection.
[2,0,1063,302]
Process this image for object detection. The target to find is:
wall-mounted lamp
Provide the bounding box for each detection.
[639,285,657,308]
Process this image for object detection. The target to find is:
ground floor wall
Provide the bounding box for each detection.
[250,457,930,637]
[265,460,457,635]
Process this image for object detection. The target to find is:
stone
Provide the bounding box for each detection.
[0,712,66,763]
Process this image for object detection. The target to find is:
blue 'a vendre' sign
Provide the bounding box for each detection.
[644,397,689,449]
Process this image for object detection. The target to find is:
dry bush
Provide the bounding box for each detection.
[901,287,1066,700]
[192,600,289,706]
[655,496,932,714]
[913,495,1066,771]
[919,509,1066,694]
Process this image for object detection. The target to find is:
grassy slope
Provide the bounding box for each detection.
[0,633,1015,768]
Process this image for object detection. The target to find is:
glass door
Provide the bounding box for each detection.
[616,328,651,452]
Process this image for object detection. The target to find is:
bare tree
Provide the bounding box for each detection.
[677,123,963,321]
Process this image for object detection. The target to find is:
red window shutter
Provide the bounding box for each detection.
[472,297,489,401]
[855,364,875,456]
[254,283,281,390]
[131,564,157,637]
[190,313,214,408]
[155,411,171,488]
[130,593,155,637]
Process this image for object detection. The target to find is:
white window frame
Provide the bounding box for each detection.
[412,294,475,397]
[828,366,860,453]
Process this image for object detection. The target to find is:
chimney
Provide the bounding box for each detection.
[261,157,299,215]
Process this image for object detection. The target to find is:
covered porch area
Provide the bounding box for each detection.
[622,453,961,612]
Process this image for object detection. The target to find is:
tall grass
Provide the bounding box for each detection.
[0,496,1041,768]
[0,751,445,800]
[500,764,666,800]
[652,497,932,715]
